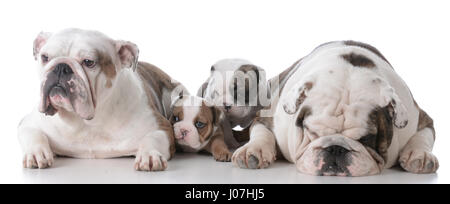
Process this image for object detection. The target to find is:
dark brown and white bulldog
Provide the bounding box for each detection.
[232,41,439,176]
[18,28,187,171]
[198,59,270,143]
[170,95,234,161]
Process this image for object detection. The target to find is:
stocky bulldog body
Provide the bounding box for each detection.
[233,41,438,176]
[170,95,233,161]
[198,59,269,144]
[18,28,186,171]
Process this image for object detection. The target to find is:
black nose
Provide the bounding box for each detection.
[324,145,349,157]
[223,103,231,111]
[53,63,73,76]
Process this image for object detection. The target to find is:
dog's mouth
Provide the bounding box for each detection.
[42,84,69,116]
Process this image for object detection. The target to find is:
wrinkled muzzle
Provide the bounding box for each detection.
[39,57,95,120]
[296,135,384,177]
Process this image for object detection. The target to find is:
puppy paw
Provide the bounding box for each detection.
[134,150,168,171]
[232,142,276,169]
[399,149,439,174]
[213,150,232,162]
[23,146,54,169]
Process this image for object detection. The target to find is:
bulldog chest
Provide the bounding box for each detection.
[48,124,145,159]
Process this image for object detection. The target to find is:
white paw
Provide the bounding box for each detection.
[399,149,439,174]
[23,146,54,169]
[134,150,168,171]
[232,142,276,169]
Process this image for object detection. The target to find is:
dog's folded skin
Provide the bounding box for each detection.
[18,28,187,171]
[233,41,438,176]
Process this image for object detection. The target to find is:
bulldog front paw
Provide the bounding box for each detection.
[134,150,168,171]
[23,146,54,169]
[399,150,439,174]
[232,143,276,169]
[213,150,232,162]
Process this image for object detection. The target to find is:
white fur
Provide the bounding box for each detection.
[233,41,436,175]
[19,29,171,171]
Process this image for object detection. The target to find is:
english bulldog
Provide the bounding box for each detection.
[232,41,438,176]
[198,59,270,143]
[170,95,235,161]
[18,28,187,171]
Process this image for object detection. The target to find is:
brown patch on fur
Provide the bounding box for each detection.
[363,106,394,161]
[97,51,117,88]
[342,53,376,68]
[196,101,216,143]
[155,113,176,158]
[136,62,184,158]
[414,100,435,139]
[206,126,232,162]
[137,62,181,116]
[344,41,391,66]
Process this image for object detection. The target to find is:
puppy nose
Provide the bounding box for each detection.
[324,145,349,157]
[53,63,73,76]
[180,129,189,138]
[224,103,232,111]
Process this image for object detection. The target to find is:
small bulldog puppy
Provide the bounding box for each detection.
[18,28,187,171]
[198,59,269,143]
[233,41,438,176]
[170,95,234,161]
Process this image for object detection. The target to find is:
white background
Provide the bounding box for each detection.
[0,0,449,183]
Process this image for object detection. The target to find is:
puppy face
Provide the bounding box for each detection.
[170,96,222,151]
[203,59,266,128]
[33,28,138,120]
[282,74,408,176]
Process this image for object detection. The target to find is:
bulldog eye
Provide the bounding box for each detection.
[82,59,96,68]
[173,116,180,122]
[41,54,49,63]
[195,121,206,129]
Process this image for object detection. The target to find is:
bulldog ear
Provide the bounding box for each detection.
[387,99,408,129]
[283,81,314,115]
[374,106,394,162]
[377,79,409,129]
[115,40,139,71]
[235,64,263,90]
[33,32,52,60]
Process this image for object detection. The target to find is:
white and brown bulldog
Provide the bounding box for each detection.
[232,41,438,176]
[18,28,187,171]
[170,95,234,162]
[198,59,270,143]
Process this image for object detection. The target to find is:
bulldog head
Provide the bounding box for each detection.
[282,77,409,177]
[170,95,224,152]
[33,28,139,120]
[200,59,267,128]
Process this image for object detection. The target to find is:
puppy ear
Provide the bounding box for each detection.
[283,81,314,114]
[235,64,262,90]
[197,80,210,98]
[115,40,139,71]
[170,92,185,109]
[33,32,52,60]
